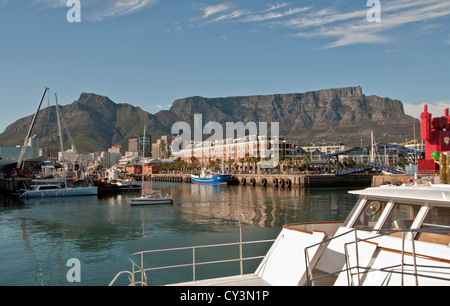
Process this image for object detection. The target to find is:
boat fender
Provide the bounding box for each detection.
[240,178,246,185]
[285,179,292,188]
[278,179,285,187]
[272,178,278,187]
[261,178,267,186]
[250,178,256,186]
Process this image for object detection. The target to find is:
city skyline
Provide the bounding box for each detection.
[0,0,449,133]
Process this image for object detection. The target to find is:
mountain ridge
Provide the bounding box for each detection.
[0,87,419,153]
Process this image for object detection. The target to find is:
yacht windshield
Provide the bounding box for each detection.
[416,206,450,245]
[381,203,421,236]
[353,200,388,231]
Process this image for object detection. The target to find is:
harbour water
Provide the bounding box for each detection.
[0,182,359,286]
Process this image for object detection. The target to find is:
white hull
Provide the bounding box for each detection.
[19,186,98,198]
[127,197,173,205]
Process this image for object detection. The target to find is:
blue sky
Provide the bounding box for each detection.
[0,0,449,134]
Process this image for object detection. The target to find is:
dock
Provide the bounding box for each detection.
[0,173,417,195]
[150,173,374,188]
[0,177,30,194]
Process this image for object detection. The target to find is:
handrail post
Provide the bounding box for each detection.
[401,231,405,286]
[354,229,361,286]
[141,252,145,284]
[238,213,244,276]
[192,247,196,282]
[239,221,243,275]
[411,230,419,286]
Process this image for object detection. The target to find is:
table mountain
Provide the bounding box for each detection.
[0,87,419,153]
[157,86,418,146]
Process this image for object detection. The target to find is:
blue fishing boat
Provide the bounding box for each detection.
[191,170,232,185]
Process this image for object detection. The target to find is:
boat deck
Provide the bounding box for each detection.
[167,269,337,286]
[167,274,271,286]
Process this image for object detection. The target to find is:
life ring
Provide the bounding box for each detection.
[278,179,285,187]
[261,178,267,186]
[272,178,278,187]
[240,177,246,185]
[250,178,256,186]
[285,179,292,188]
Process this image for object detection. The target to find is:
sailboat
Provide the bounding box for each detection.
[19,92,98,199]
[127,125,173,206]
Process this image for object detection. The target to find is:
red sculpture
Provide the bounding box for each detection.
[418,105,450,172]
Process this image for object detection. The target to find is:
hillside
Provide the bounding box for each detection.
[0,87,419,153]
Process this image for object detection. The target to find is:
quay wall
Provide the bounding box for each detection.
[1,174,413,194]
[0,177,31,194]
[371,174,417,187]
[150,173,374,188]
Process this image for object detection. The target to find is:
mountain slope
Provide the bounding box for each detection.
[156,86,418,146]
[0,87,419,153]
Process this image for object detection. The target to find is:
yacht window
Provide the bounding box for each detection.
[353,200,388,231]
[415,207,450,245]
[381,203,421,236]
[39,186,60,190]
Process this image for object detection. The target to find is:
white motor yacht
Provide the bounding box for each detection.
[111,182,450,286]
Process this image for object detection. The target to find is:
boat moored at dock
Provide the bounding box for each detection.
[191,170,232,185]
[19,184,98,198]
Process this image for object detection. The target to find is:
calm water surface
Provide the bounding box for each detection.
[0,182,359,286]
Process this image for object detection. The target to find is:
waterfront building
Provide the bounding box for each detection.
[299,142,348,156]
[178,135,296,168]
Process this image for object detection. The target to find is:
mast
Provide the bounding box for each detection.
[55,94,68,188]
[141,125,146,196]
[17,87,49,169]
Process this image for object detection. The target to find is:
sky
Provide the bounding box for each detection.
[0,0,449,134]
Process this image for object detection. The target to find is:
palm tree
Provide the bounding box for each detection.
[302,155,311,173]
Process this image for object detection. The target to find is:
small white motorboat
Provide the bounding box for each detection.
[127,190,173,206]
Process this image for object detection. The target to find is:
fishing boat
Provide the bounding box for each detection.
[127,125,173,206]
[18,91,98,199]
[111,180,450,286]
[191,169,232,185]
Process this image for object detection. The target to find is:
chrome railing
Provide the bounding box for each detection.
[109,238,275,286]
[304,227,450,286]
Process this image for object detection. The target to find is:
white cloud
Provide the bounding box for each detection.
[201,3,232,19]
[241,7,310,22]
[32,0,66,8]
[31,0,159,21]
[88,0,159,21]
[403,100,450,119]
[192,0,450,49]
[289,0,450,49]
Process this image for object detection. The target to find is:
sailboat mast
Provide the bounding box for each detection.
[55,94,67,187]
[141,125,146,196]
[17,87,49,169]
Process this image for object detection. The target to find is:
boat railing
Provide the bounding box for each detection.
[304,227,450,286]
[109,238,275,286]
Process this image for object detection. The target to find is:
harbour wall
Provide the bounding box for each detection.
[0,174,416,194]
[150,173,374,188]
[0,177,30,194]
